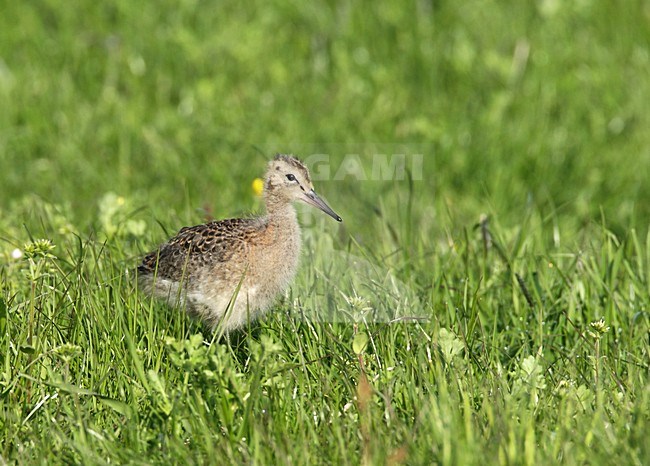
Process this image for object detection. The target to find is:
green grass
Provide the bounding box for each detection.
[1,0,649,464]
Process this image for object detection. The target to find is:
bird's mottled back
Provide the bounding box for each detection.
[138,217,262,282]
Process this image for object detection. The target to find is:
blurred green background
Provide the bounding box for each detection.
[2,0,649,239]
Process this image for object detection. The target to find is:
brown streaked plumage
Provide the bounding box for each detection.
[137,154,342,332]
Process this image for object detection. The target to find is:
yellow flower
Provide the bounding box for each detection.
[252,177,264,197]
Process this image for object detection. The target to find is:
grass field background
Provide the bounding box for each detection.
[1,1,649,464]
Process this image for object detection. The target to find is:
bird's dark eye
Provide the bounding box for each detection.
[286,174,296,182]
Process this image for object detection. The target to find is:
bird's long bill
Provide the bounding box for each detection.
[302,190,343,222]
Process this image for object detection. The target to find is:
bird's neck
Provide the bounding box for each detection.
[264,195,299,228]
